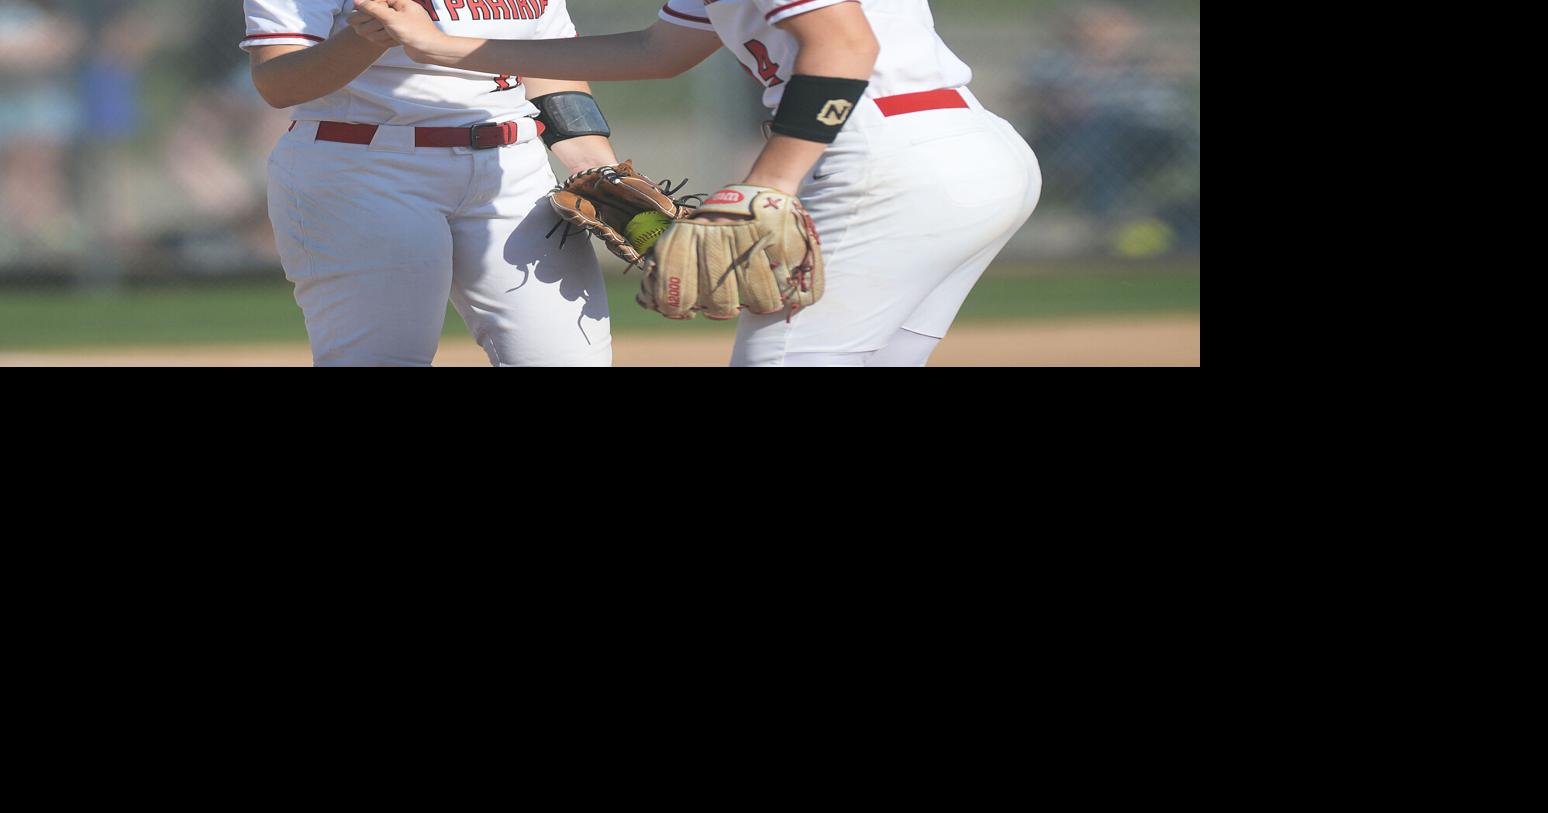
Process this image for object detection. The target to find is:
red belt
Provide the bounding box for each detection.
[310,120,544,149]
[875,89,970,117]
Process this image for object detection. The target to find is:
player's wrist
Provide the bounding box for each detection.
[343,25,393,54]
[558,150,620,176]
[406,31,457,61]
[741,173,801,196]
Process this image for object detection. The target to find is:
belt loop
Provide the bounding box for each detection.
[516,117,538,145]
[368,124,417,154]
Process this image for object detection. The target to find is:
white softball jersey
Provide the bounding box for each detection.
[659,0,974,109]
[242,0,576,127]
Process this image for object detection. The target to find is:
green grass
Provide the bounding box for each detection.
[0,264,1198,350]
[958,266,1201,322]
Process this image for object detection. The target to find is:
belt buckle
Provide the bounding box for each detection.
[470,122,505,150]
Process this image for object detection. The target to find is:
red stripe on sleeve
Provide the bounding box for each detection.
[660,4,711,24]
[242,33,327,44]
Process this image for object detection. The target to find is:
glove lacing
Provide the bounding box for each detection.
[546,171,704,263]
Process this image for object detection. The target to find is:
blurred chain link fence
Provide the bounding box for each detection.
[0,0,1199,280]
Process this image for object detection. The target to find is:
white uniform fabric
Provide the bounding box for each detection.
[731,89,1041,366]
[660,0,973,109]
[268,123,609,367]
[244,0,574,127]
[246,1,609,366]
[660,1,1041,367]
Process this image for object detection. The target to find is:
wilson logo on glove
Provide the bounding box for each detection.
[706,190,746,205]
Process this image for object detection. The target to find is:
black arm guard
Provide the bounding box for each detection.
[770,75,871,144]
[529,92,613,148]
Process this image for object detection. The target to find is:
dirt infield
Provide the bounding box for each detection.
[0,316,1199,367]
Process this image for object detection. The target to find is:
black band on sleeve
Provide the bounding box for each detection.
[530,92,612,147]
[770,75,871,144]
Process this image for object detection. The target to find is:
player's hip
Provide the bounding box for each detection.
[825,87,1014,141]
[268,120,556,211]
[806,89,1036,184]
[802,117,1039,231]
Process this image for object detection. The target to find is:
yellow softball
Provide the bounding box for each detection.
[626,212,673,254]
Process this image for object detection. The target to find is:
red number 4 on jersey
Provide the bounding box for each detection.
[743,40,783,87]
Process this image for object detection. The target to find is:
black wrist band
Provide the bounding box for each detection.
[530,92,612,147]
[770,75,871,144]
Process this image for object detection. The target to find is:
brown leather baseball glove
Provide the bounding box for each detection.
[549,162,696,265]
[637,185,825,321]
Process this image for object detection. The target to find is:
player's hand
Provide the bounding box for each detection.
[353,0,443,58]
[347,10,399,48]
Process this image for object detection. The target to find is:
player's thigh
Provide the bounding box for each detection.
[899,227,1019,342]
[732,170,933,364]
[734,181,1000,363]
[268,140,459,366]
[736,118,1040,367]
[782,351,872,367]
[865,329,942,368]
[901,127,1042,340]
[448,207,612,368]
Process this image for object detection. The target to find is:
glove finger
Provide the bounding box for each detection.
[553,186,647,263]
[584,165,679,225]
[593,161,681,218]
[788,203,826,309]
[738,237,787,316]
[645,226,699,320]
[598,179,679,219]
[587,220,640,262]
[608,241,643,265]
[558,170,634,234]
[550,191,599,225]
[769,231,818,311]
[696,227,743,321]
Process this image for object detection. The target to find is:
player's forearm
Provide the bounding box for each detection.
[408,29,664,81]
[743,136,830,196]
[741,8,881,194]
[548,136,621,175]
[250,30,389,109]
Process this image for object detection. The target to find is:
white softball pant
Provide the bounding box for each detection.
[732,90,1042,368]
[267,122,610,367]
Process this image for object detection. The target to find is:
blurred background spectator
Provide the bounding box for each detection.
[154,3,290,273]
[0,0,85,266]
[1017,2,1200,258]
[78,0,158,275]
[0,0,1200,281]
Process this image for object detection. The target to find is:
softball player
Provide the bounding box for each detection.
[245,0,626,367]
[353,0,1042,367]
